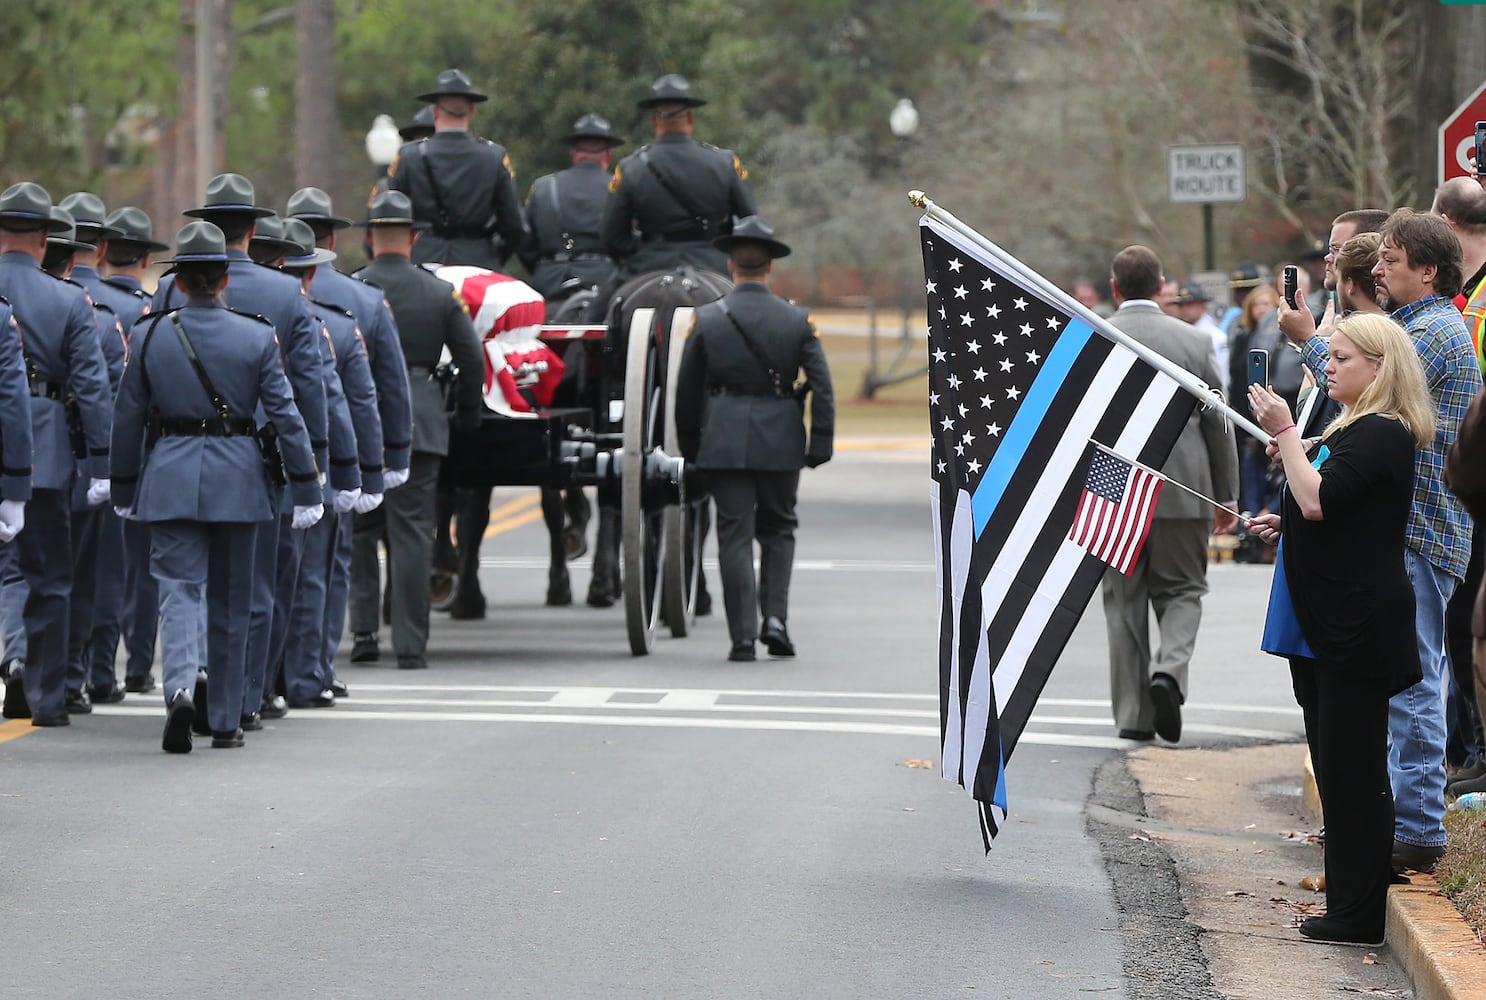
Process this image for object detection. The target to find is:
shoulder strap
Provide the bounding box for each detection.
[417,144,452,231]
[638,148,715,230]
[167,312,232,420]
[716,299,780,387]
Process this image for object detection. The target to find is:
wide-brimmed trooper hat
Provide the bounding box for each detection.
[160,221,231,264]
[0,182,69,233]
[711,215,791,259]
[183,173,275,220]
[358,190,429,229]
[248,214,300,259]
[103,206,169,252]
[561,113,625,148]
[58,192,120,243]
[418,68,487,104]
[637,73,706,110]
[286,186,354,231]
[280,218,337,268]
[46,207,92,253]
[399,106,435,141]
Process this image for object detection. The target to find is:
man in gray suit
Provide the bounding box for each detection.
[1102,245,1239,743]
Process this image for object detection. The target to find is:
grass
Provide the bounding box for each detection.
[1436,803,1486,942]
[817,333,928,440]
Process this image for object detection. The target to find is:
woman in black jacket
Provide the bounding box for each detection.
[1247,313,1436,946]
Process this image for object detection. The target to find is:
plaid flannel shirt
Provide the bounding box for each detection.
[1301,295,1480,579]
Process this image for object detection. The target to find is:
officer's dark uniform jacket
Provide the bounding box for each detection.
[154,250,330,477]
[354,254,484,457]
[0,251,113,491]
[520,161,617,298]
[388,131,527,271]
[312,300,385,494]
[310,265,412,473]
[111,300,320,520]
[601,133,756,278]
[0,299,34,500]
[676,281,833,470]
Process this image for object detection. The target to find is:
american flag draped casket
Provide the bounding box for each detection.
[429,264,559,418]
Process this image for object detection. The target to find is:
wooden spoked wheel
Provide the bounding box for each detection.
[622,307,666,655]
[661,306,702,637]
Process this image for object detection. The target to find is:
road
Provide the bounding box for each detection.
[0,446,1306,998]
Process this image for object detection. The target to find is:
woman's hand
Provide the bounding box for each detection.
[1246,382,1295,438]
[1249,511,1282,545]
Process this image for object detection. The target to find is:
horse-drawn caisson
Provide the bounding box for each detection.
[434,264,731,655]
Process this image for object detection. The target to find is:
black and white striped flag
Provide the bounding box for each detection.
[922,214,1196,851]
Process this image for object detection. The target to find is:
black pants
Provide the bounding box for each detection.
[708,469,799,644]
[1290,656,1393,937]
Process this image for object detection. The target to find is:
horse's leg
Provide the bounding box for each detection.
[586,483,622,608]
[693,498,713,616]
[543,487,571,606]
[448,487,490,620]
[563,487,591,560]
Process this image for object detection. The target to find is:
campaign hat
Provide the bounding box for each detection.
[248,214,300,259]
[1174,284,1210,305]
[280,218,337,268]
[160,221,231,263]
[0,182,68,233]
[637,74,706,110]
[1300,237,1327,261]
[46,207,92,253]
[1228,262,1265,289]
[358,190,429,229]
[711,215,790,259]
[561,113,624,148]
[417,68,487,104]
[58,192,120,243]
[102,206,169,252]
[399,106,435,141]
[183,173,274,219]
[286,186,354,231]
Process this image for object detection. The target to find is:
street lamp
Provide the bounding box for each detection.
[889,97,919,140]
[365,114,401,174]
[863,97,925,399]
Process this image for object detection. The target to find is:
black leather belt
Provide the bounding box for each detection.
[642,228,711,244]
[549,251,610,263]
[155,416,257,437]
[709,385,791,399]
[28,377,64,400]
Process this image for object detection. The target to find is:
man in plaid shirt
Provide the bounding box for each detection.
[1278,208,1481,873]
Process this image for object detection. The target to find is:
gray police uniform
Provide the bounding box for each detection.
[0,252,112,723]
[675,282,834,644]
[601,134,756,278]
[520,162,617,299]
[388,133,527,271]
[113,299,319,733]
[283,301,383,701]
[0,298,33,679]
[351,253,483,662]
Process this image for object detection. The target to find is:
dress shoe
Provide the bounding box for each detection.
[1391,838,1445,874]
[760,617,795,657]
[123,673,156,694]
[65,689,93,715]
[350,634,380,663]
[239,712,263,732]
[287,690,335,709]
[89,684,125,705]
[728,640,756,662]
[260,695,289,720]
[1149,673,1183,743]
[1447,758,1486,784]
[211,728,245,749]
[190,670,211,735]
[2,658,29,719]
[162,689,194,753]
[396,654,427,670]
[1118,729,1155,741]
[329,678,349,699]
[30,714,69,727]
[1297,915,1384,947]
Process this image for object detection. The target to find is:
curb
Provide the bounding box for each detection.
[1302,752,1484,1000]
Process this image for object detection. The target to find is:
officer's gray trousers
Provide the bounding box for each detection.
[17,490,74,720]
[321,511,352,675]
[373,452,439,658]
[241,488,288,714]
[151,520,256,733]
[707,470,799,645]
[120,518,158,683]
[68,504,125,693]
[283,509,336,701]
[0,540,24,663]
[348,501,385,640]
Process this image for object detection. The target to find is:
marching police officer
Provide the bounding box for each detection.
[520,113,625,300]
[601,74,756,279]
[98,205,168,697]
[401,105,435,143]
[112,221,321,752]
[387,68,527,271]
[0,183,113,726]
[352,191,483,670]
[0,260,32,709]
[675,217,834,662]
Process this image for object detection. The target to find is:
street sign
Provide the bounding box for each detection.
[1168,144,1246,204]
[1440,79,1486,183]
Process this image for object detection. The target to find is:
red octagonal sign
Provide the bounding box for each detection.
[1441,79,1486,183]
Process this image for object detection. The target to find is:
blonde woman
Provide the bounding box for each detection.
[1247,313,1436,946]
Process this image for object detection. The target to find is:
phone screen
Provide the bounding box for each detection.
[1247,348,1269,388]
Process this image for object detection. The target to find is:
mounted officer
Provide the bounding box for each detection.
[601,73,756,279]
[520,113,625,302]
[387,68,527,272]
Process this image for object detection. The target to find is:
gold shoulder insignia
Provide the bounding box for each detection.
[451,288,470,314]
[387,150,401,179]
[608,164,623,194]
[733,154,748,182]
[502,153,516,182]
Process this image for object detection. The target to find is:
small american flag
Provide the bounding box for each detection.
[1069,447,1164,576]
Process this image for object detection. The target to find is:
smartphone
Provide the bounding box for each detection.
[1282,265,1299,310]
[1247,348,1269,388]
[1477,121,1486,177]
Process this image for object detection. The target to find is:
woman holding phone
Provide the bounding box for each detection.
[1246,313,1434,945]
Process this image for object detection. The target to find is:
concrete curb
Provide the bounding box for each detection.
[1301,752,1484,1000]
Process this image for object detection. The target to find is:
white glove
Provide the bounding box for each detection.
[318,472,327,489]
[86,478,111,507]
[0,499,24,542]
[291,503,324,530]
[383,467,410,490]
[352,491,384,514]
[113,505,136,521]
[333,488,361,514]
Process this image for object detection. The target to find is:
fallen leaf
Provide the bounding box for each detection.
[1244,823,1256,830]
[1128,833,1151,842]
[1225,890,1253,897]
[1362,953,1377,965]
[902,807,915,812]
[902,759,934,769]
[1038,960,1054,965]
[1299,875,1325,892]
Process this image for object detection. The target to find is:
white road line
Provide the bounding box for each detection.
[475,556,935,573]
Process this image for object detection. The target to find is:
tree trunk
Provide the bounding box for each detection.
[169,0,197,221]
[295,0,338,191]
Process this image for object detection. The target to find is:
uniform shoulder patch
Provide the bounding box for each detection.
[310,298,355,321]
[609,163,624,194]
[225,307,274,328]
[93,300,116,316]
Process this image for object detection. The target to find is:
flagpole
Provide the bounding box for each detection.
[1091,441,1252,525]
[909,191,1271,446]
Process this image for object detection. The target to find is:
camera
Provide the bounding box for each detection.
[1282,265,1299,310]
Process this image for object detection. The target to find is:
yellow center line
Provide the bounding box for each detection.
[0,718,34,744]
[484,508,547,539]
[487,493,542,520]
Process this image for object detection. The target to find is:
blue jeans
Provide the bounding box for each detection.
[1389,549,1459,848]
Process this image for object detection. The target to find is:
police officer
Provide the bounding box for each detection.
[112,221,321,752]
[98,206,167,697]
[675,217,834,662]
[277,218,384,705]
[388,69,527,271]
[154,173,330,731]
[285,187,413,666]
[369,108,437,200]
[352,191,483,670]
[601,74,756,279]
[0,183,113,726]
[0,261,32,713]
[520,113,625,300]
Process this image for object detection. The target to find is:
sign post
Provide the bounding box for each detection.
[1168,143,1246,271]
[1440,80,1486,184]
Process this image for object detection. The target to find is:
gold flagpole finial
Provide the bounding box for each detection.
[908,190,928,209]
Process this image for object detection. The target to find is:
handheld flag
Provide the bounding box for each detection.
[1069,445,1164,576]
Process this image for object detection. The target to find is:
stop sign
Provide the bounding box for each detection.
[1440,79,1486,183]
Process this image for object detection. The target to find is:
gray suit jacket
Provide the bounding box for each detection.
[1107,302,1238,520]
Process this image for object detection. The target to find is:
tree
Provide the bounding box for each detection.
[295,0,337,190]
